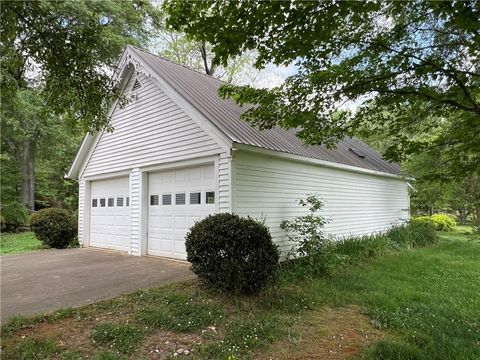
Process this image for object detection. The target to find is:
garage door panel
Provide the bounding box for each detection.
[90,177,130,252]
[148,164,216,259]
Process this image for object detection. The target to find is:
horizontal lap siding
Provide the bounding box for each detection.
[82,73,223,177]
[233,151,409,254]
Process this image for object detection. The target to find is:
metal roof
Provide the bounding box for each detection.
[129,45,402,175]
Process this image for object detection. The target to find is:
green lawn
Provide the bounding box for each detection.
[1,228,479,360]
[0,231,44,255]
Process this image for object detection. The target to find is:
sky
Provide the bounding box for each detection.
[256,62,298,89]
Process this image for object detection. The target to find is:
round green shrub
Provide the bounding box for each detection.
[185,213,280,294]
[30,208,77,248]
[1,202,29,232]
[430,214,456,231]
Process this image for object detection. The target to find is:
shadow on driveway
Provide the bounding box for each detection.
[0,248,194,325]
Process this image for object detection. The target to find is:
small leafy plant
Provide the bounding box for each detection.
[280,194,330,258]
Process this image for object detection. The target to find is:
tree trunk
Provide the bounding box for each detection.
[21,140,35,211]
[475,208,480,226]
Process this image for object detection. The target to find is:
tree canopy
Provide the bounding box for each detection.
[164,0,480,178]
[1,0,161,132]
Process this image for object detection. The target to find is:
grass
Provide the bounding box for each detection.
[1,227,479,359]
[138,292,223,332]
[0,231,44,255]
[90,323,145,354]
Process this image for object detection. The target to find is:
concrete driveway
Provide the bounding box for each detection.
[0,248,194,325]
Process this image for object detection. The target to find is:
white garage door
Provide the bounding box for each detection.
[90,177,130,252]
[148,164,216,259]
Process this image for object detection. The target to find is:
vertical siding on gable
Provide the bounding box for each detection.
[82,73,224,178]
[233,151,409,254]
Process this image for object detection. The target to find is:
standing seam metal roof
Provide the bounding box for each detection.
[129,45,402,175]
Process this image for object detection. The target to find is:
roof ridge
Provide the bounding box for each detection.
[128,44,230,86]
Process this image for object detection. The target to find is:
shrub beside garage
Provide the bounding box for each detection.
[185,213,280,294]
[30,208,77,249]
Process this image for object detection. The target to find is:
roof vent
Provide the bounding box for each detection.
[131,78,142,92]
[349,147,366,159]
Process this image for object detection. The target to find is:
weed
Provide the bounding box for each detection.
[1,314,44,337]
[358,339,425,360]
[2,338,58,360]
[138,293,222,332]
[90,323,144,354]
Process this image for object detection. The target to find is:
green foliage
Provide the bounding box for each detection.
[358,340,425,360]
[387,222,438,248]
[185,213,280,294]
[280,194,330,258]
[30,208,76,248]
[138,293,222,332]
[431,214,457,232]
[1,0,161,132]
[1,202,29,231]
[0,153,21,204]
[165,1,480,178]
[90,323,144,354]
[2,337,58,360]
[94,352,127,360]
[413,214,456,232]
[279,222,438,284]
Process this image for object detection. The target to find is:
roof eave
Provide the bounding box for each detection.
[233,142,413,181]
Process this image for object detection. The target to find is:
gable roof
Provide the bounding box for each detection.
[128,46,402,176]
[68,46,403,179]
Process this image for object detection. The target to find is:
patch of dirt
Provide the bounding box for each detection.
[137,330,204,359]
[2,309,137,357]
[257,305,385,360]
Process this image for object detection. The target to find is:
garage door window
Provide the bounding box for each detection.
[108,198,114,207]
[175,193,186,205]
[150,194,159,206]
[117,197,124,207]
[206,191,215,204]
[92,199,98,207]
[100,198,106,207]
[126,197,129,206]
[190,192,201,205]
[162,194,172,205]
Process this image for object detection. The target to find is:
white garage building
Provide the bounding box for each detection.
[68,45,410,260]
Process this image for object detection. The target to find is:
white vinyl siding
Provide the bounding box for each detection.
[82,73,224,177]
[217,153,232,212]
[78,179,86,246]
[233,151,409,254]
[129,168,142,255]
